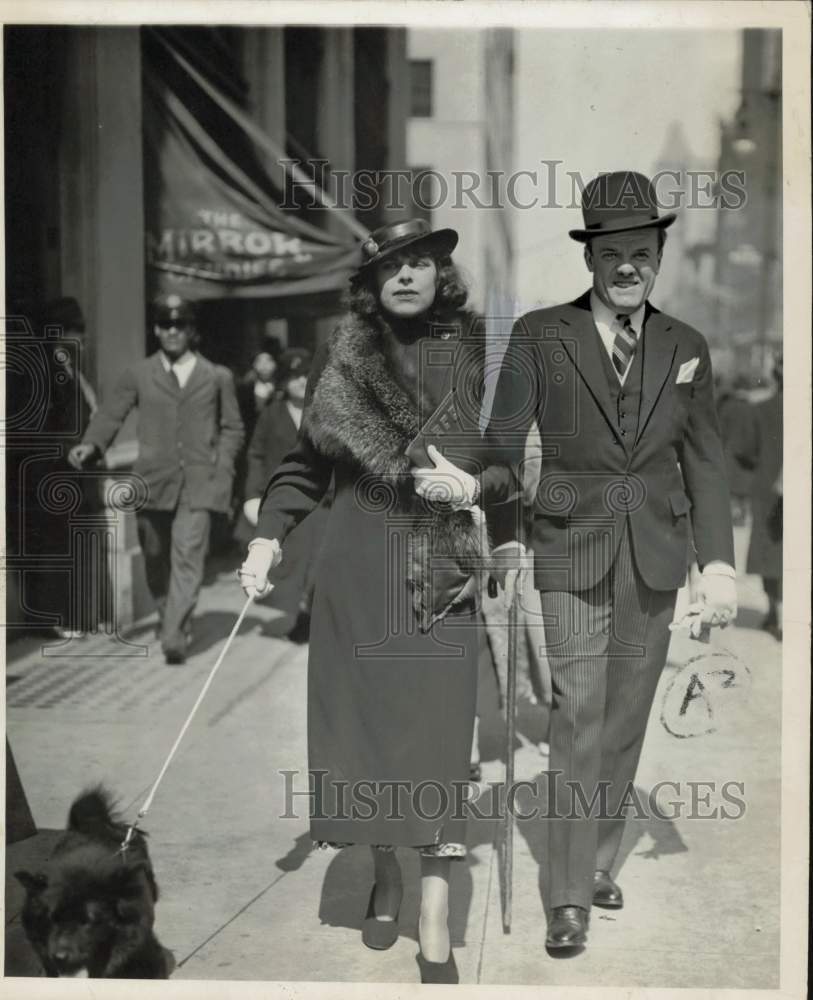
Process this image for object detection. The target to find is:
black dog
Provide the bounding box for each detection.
[15,787,172,978]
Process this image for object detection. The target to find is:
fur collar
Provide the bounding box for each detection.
[305,312,447,478]
[304,309,490,631]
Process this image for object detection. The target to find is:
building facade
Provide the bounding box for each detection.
[4,25,409,632]
[406,29,515,320]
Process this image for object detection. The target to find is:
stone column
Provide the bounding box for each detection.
[58,27,149,634]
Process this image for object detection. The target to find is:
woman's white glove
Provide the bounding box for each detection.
[412,444,478,510]
[238,538,282,599]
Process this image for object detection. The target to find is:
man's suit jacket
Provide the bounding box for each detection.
[83,352,244,513]
[482,292,734,592]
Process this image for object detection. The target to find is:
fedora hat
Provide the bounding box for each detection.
[569,171,676,242]
[357,219,458,271]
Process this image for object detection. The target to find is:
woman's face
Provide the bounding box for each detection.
[375,251,438,318]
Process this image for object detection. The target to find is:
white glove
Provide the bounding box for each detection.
[412,445,478,510]
[238,538,282,599]
[243,497,261,527]
[671,565,737,639]
[697,571,737,627]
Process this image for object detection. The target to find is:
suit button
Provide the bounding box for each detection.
[621,430,627,436]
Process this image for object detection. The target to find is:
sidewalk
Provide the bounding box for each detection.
[4,526,781,987]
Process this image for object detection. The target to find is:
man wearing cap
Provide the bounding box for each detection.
[69,293,244,664]
[482,172,736,949]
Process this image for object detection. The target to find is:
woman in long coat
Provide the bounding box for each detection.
[239,220,490,983]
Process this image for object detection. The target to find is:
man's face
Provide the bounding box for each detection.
[155,320,193,360]
[585,229,662,313]
[375,251,438,318]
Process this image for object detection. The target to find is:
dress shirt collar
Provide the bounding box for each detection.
[590,291,645,337]
[159,350,197,388]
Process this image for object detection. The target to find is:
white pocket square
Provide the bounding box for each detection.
[676,357,700,384]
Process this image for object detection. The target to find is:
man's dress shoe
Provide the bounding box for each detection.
[545,905,588,949]
[593,870,623,909]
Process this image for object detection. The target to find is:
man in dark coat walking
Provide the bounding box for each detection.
[482,172,737,950]
[69,294,244,663]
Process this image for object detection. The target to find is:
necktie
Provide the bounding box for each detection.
[612,314,638,377]
[168,365,181,388]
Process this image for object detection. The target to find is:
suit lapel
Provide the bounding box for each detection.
[636,307,678,445]
[557,295,624,446]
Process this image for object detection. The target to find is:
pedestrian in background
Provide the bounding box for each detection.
[69,293,244,664]
[745,351,783,639]
[237,349,278,438]
[239,219,490,984]
[23,297,103,637]
[716,373,759,526]
[241,348,327,641]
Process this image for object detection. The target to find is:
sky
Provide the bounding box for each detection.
[514,30,742,311]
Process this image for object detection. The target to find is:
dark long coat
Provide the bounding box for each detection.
[256,312,487,848]
[746,390,782,580]
[243,397,328,618]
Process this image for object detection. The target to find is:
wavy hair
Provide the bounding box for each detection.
[345,251,469,322]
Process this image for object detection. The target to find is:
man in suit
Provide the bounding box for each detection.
[69,293,244,664]
[478,171,737,949]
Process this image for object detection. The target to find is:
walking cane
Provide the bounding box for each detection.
[502,588,519,933]
[490,573,519,934]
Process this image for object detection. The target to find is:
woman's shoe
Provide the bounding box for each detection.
[361,885,400,950]
[416,949,459,984]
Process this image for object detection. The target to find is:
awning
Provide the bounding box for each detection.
[142,28,367,300]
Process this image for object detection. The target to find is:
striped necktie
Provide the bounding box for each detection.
[612,314,638,377]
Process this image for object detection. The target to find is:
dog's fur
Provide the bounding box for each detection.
[14,787,171,978]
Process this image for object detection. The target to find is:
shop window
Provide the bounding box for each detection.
[409,60,433,118]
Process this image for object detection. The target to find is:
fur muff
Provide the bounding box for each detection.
[304,312,490,630]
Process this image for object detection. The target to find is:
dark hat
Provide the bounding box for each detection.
[43,296,85,332]
[357,219,458,272]
[277,348,312,383]
[569,171,676,242]
[152,293,196,326]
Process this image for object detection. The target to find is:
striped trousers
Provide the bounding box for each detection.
[539,522,677,910]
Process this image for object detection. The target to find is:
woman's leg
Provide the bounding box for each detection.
[370,846,402,919]
[419,856,452,961]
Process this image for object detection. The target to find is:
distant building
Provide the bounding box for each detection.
[713,28,782,377]
[406,29,515,320]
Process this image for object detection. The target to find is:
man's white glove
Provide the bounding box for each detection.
[238,538,282,599]
[243,497,261,527]
[412,444,478,510]
[673,563,737,639]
